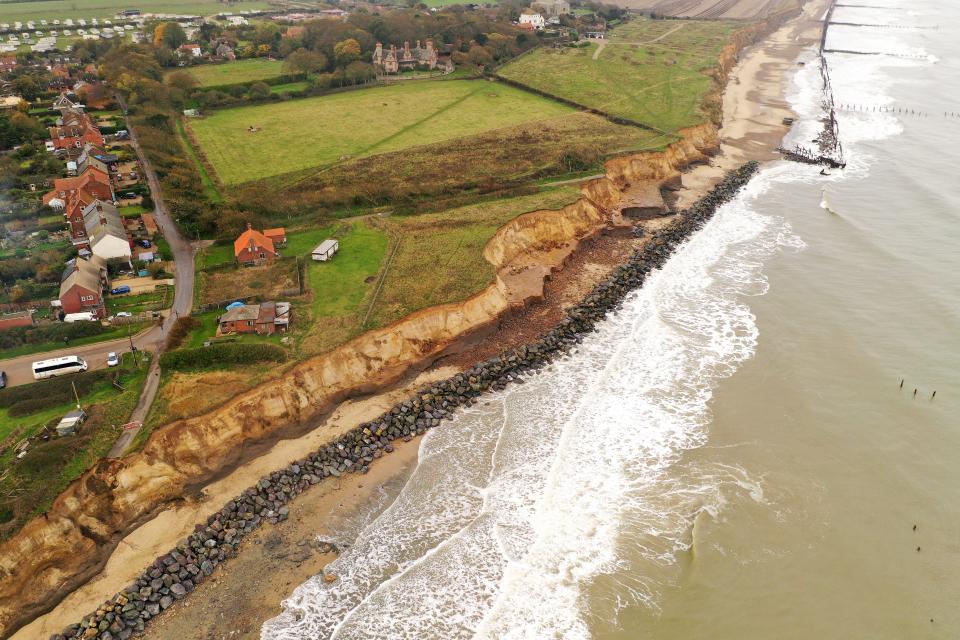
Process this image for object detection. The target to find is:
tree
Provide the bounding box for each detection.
[466,44,493,68]
[334,38,361,67]
[283,48,328,75]
[11,76,41,101]
[154,22,187,50]
[253,22,280,49]
[248,82,271,99]
[166,70,198,92]
[343,61,376,85]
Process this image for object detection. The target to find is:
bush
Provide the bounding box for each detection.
[0,368,116,411]
[160,343,286,370]
[165,316,199,350]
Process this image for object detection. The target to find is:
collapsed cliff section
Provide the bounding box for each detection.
[0,125,718,638]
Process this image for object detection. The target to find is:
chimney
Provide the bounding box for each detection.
[404,41,411,55]
[247,222,253,230]
[416,40,421,49]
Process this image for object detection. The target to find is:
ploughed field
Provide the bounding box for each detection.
[183,58,286,88]
[498,17,738,132]
[187,80,576,185]
[0,0,268,22]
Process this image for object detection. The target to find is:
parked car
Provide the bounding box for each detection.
[116,311,132,318]
[110,285,131,295]
[137,239,151,248]
[0,370,7,389]
[120,192,137,199]
[106,352,119,367]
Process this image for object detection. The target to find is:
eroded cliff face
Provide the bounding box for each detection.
[0,125,720,637]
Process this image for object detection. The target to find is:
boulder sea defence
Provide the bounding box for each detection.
[45,161,760,640]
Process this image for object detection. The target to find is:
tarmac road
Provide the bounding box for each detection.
[0,324,163,387]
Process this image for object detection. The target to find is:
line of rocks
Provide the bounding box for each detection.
[51,161,759,640]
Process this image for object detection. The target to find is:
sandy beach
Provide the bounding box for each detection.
[11,4,830,638]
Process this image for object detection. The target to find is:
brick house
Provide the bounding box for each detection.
[234,223,277,266]
[218,301,291,336]
[58,256,107,317]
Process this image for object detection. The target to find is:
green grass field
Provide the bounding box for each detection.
[368,186,581,327]
[0,0,269,23]
[271,81,310,95]
[498,18,738,132]
[185,58,285,88]
[188,80,575,185]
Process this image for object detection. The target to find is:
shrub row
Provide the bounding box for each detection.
[159,343,286,370]
[0,321,107,350]
[0,368,116,410]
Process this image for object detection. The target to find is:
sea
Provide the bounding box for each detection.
[262,1,959,637]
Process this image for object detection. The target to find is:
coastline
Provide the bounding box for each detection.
[6,4,830,638]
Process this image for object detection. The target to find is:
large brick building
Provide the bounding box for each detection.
[372,40,450,74]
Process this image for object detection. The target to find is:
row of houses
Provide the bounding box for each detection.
[35,95,158,318]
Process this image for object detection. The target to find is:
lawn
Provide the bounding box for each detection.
[368,186,581,327]
[295,220,388,355]
[0,0,269,22]
[188,80,575,185]
[117,204,148,218]
[185,58,285,88]
[199,242,235,268]
[498,18,739,132]
[0,352,149,539]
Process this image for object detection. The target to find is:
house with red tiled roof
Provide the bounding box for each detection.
[42,167,112,208]
[234,223,277,266]
[46,107,104,152]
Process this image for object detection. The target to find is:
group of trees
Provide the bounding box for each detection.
[0,109,46,150]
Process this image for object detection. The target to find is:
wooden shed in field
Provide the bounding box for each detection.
[311,239,339,262]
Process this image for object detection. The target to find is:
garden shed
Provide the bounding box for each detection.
[311,239,339,262]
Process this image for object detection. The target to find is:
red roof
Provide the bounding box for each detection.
[264,227,286,239]
[234,225,275,258]
[42,167,110,205]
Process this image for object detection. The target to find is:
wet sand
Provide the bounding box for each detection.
[14,4,830,638]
